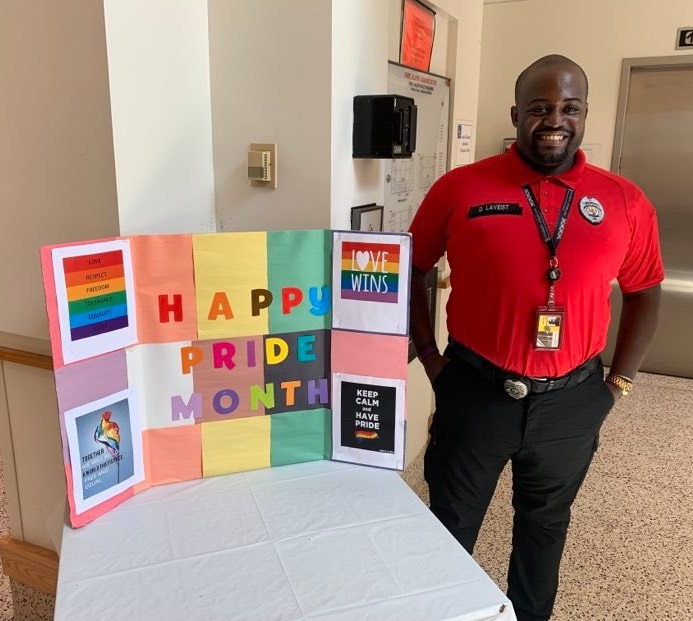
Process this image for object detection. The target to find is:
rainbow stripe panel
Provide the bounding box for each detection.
[340,241,400,303]
[63,250,129,341]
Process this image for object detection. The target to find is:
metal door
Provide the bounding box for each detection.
[605,56,693,378]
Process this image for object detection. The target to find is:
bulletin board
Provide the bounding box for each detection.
[41,230,412,527]
[383,61,450,232]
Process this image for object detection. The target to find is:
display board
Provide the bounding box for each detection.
[41,230,411,527]
[384,62,450,232]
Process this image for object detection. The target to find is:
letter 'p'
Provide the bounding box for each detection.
[181,346,203,374]
[251,289,273,316]
[282,287,303,315]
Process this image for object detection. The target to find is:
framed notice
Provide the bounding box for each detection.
[455,120,473,167]
[400,0,435,72]
[351,204,384,232]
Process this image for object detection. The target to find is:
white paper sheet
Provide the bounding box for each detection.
[64,388,145,514]
[52,239,138,364]
[331,372,406,470]
[331,232,411,336]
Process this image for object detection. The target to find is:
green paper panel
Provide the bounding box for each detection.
[266,230,332,333]
[270,409,331,467]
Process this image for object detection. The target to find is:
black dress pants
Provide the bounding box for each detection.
[424,350,614,621]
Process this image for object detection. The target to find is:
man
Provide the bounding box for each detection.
[408,55,663,621]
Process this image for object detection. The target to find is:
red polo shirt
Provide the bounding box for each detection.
[409,145,664,377]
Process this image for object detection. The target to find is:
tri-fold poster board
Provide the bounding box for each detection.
[41,230,412,527]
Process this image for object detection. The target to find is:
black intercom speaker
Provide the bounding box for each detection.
[352,95,417,158]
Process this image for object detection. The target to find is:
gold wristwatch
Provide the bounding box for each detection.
[605,373,633,396]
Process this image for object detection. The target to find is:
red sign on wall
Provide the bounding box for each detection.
[400,0,435,72]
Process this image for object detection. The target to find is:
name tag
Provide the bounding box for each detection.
[468,203,522,218]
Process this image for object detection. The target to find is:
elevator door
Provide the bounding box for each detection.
[605,59,693,378]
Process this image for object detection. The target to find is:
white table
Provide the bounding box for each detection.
[56,460,515,620]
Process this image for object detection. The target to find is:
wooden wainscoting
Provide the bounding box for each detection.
[0,345,53,371]
[0,535,58,595]
[0,335,57,595]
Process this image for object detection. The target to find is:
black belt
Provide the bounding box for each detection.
[447,339,600,400]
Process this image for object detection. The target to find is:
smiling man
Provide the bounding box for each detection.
[409,55,663,620]
[513,56,588,173]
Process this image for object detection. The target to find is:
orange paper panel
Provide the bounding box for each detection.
[144,426,202,485]
[131,235,198,343]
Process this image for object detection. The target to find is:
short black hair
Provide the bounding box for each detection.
[514,54,589,103]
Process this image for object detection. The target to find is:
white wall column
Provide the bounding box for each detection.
[103,0,216,235]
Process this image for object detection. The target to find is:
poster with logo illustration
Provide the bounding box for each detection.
[331,231,411,335]
[331,373,405,470]
[63,388,144,515]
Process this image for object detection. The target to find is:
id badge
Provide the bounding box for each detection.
[535,307,565,350]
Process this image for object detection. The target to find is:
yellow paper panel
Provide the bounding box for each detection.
[193,233,269,338]
[201,417,271,476]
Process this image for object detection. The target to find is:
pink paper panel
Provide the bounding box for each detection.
[54,350,128,463]
[331,330,409,379]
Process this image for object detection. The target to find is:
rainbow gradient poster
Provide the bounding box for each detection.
[50,240,138,365]
[332,232,411,335]
[41,230,411,527]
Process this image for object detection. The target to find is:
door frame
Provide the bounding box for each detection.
[611,54,693,173]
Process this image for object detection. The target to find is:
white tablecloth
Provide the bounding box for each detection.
[56,460,515,620]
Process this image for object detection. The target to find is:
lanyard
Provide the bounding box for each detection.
[522,184,574,304]
[522,184,574,260]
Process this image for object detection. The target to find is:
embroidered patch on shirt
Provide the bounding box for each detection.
[468,203,522,218]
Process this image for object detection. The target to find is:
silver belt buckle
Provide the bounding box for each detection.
[504,378,529,399]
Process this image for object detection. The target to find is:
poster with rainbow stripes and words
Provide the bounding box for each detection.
[41,230,411,527]
[50,240,138,365]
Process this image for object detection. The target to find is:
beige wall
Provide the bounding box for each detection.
[0,0,119,551]
[477,0,693,165]
[0,0,120,341]
[209,0,333,232]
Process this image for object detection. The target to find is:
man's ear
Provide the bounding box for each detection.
[511,106,518,127]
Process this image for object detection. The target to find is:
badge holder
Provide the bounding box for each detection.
[535,259,565,350]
